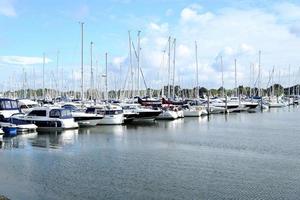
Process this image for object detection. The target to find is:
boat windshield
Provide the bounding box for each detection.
[49,109,72,119]
[62,105,78,112]
[0,99,19,110]
[105,110,123,115]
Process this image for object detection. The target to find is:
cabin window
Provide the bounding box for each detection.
[10,101,18,109]
[0,101,6,109]
[28,110,47,117]
[60,110,72,118]
[49,110,61,118]
[1,101,11,109]
[105,110,123,115]
[0,100,18,109]
[86,108,95,113]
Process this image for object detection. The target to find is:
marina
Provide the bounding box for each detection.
[1,0,300,199]
[0,106,300,199]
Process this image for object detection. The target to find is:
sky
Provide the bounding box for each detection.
[1,0,300,91]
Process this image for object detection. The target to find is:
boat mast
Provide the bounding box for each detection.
[221,56,224,98]
[105,52,108,101]
[137,31,141,97]
[42,52,45,100]
[249,63,252,98]
[128,31,133,99]
[80,22,84,101]
[90,41,94,100]
[258,50,261,97]
[167,36,171,98]
[235,59,237,97]
[195,41,199,98]
[172,38,176,99]
[288,64,291,97]
[33,66,36,99]
[56,50,59,99]
[272,66,275,97]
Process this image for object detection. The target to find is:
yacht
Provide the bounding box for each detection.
[267,97,286,108]
[10,107,79,130]
[121,103,162,123]
[156,106,178,120]
[241,101,258,111]
[86,104,124,125]
[211,97,248,113]
[62,104,104,127]
[182,104,202,117]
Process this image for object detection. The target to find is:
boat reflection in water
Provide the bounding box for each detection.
[30,129,79,149]
[159,118,185,131]
[0,132,37,150]
[80,125,126,137]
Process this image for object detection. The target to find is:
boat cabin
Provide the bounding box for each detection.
[0,98,20,119]
[27,107,72,119]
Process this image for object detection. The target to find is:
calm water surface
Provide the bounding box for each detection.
[1,107,300,199]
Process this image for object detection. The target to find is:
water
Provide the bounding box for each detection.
[1,107,300,199]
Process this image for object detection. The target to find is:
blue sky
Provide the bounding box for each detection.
[1,0,300,91]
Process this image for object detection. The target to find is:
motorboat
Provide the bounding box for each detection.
[10,107,79,130]
[156,106,178,120]
[121,103,162,123]
[182,104,202,117]
[0,123,17,137]
[0,122,37,134]
[62,104,104,127]
[86,104,124,125]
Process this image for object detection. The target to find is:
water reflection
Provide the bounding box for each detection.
[158,118,185,130]
[80,125,126,136]
[30,129,79,149]
[0,129,79,150]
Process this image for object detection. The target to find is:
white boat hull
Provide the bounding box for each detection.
[183,110,202,117]
[98,114,124,125]
[156,111,178,120]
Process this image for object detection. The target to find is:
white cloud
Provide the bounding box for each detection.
[112,56,126,66]
[0,56,52,65]
[180,4,213,25]
[148,22,169,34]
[112,2,300,89]
[0,0,17,17]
